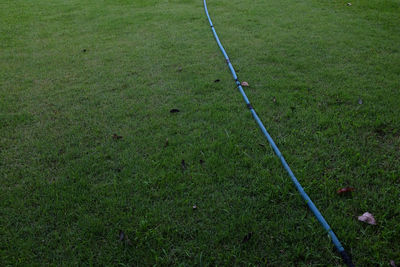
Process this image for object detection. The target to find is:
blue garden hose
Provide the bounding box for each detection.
[203,1,355,266]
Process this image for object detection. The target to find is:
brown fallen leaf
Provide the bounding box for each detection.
[241,81,249,87]
[112,133,123,140]
[337,187,355,194]
[358,212,376,225]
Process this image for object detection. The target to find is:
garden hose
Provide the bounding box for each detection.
[203,1,354,266]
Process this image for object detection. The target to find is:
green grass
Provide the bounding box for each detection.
[1,0,399,265]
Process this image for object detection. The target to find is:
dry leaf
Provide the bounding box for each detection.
[241,81,249,87]
[337,187,355,194]
[112,133,123,140]
[358,212,376,225]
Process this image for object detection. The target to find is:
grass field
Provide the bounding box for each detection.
[1,0,399,265]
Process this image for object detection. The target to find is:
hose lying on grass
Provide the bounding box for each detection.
[203,0,354,266]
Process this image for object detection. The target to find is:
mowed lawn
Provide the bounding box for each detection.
[1,0,399,265]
